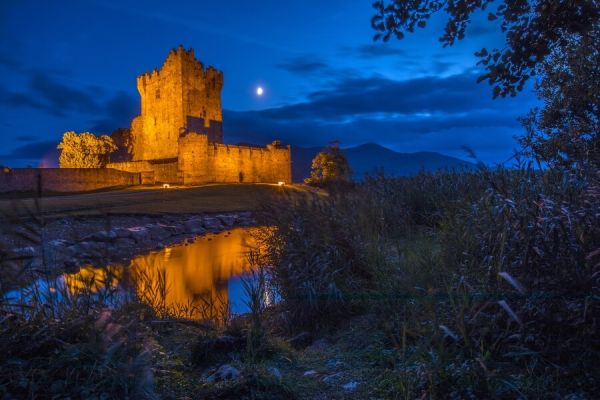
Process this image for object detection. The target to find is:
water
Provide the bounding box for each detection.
[20,227,268,320]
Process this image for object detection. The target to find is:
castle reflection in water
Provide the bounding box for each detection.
[65,227,267,319]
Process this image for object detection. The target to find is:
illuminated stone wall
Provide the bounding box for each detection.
[131,46,224,161]
[178,133,292,185]
[0,168,141,193]
[106,159,179,183]
[108,47,292,185]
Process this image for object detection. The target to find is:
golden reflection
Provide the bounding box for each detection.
[64,264,122,295]
[64,227,266,320]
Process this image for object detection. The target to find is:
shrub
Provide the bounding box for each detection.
[57,131,117,168]
[260,165,600,397]
[304,143,352,186]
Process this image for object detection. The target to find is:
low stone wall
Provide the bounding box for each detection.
[0,168,141,193]
[107,159,179,183]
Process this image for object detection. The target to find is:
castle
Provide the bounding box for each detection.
[107,46,292,185]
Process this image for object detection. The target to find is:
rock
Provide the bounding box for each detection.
[237,217,255,227]
[267,367,282,379]
[203,217,223,231]
[66,241,106,259]
[113,227,132,239]
[183,218,206,234]
[12,246,39,258]
[217,214,236,227]
[163,224,184,236]
[322,372,343,384]
[303,370,317,377]
[85,230,117,242]
[236,211,255,226]
[288,332,313,349]
[127,227,150,243]
[114,237,136,249]
[237,211,252,219]
[206,364,241,383]
[325,359,345,370]
[342,381,359,391]
[43,240,70,264]
[147,224,171,241]
[47,239,70,248]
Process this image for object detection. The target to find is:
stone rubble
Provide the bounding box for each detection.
[6,212,256,274]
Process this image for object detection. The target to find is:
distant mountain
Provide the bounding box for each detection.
[291,143,476,182]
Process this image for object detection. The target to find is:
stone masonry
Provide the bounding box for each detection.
[109,46,291,185]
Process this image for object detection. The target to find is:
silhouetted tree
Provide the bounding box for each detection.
[372,0,599,98]
[110,128,135,162]
[520,27,600,168]
[305,143,352,186]
[57,132,117,168]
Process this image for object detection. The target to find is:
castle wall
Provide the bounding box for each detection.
[178,134,211,184]
[177,133,292,185]
[131,47,224,161]
[104,47,292,187]
[107,159,179,184]
[0,168,141,193]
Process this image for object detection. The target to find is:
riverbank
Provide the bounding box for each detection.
[1,212,257,282]
[0,183,306,282]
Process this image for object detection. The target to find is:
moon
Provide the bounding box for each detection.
[256,86,264,96]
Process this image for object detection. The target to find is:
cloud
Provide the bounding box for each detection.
[0,71,100,116]
[0,54,21,70]
[88,90,138,133]
[223,71,536,163]
[0,69,138,134]
[276,57,330,75]
[29,72,100,116]
[15,135,40,142]
[0,140,57,165]
[252,72,518,122]
[341,44,405,58]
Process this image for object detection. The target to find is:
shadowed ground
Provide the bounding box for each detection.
[0,184,304,218]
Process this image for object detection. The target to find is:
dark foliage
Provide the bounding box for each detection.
[372,0,600,98]
[260,164,600,397]
[520,25,600,168]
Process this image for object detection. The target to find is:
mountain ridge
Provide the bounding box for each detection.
[290,142,476,182]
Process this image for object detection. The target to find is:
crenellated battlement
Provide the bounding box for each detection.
[130,46,225,160]
[111,47,291,184]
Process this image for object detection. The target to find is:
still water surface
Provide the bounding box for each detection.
[65,227,265,319]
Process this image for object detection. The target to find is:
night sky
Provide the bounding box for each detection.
[0,0,537,167]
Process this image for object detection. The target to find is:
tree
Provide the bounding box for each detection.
[520,27,600,168]
[57,131,117,168]
[305,143,352,186]
[372,0,599,98]
[110,128,136,162]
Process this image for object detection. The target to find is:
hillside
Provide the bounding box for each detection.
[291,143,476,182]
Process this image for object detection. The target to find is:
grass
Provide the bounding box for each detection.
[0,183,306,218]
[255,165,600,398]
[3,167,599,398]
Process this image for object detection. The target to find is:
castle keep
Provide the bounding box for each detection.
[108,47,291,185]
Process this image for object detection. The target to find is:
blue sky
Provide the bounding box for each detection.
[0,0,537,167]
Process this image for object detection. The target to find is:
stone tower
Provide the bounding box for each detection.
[130,46,224,160]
